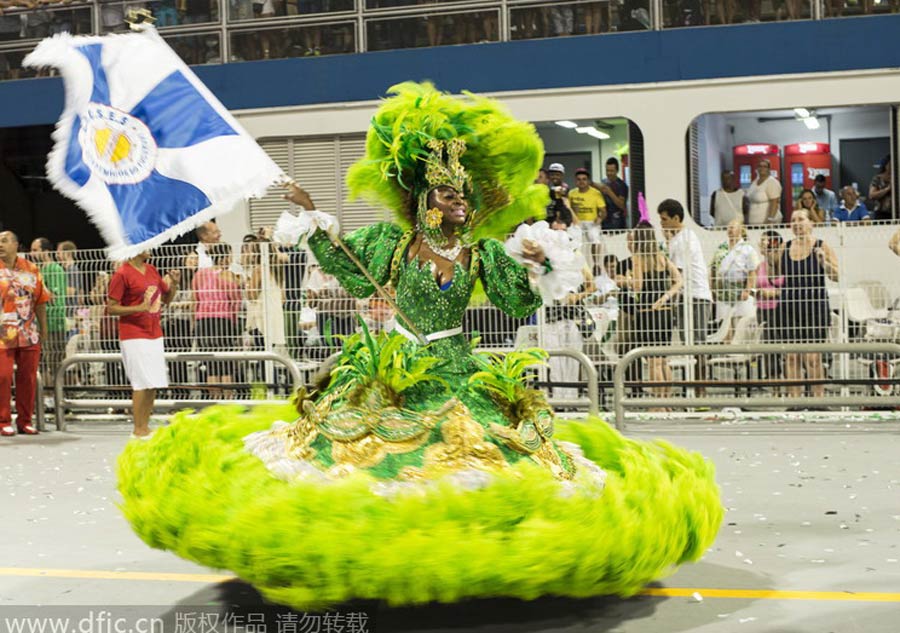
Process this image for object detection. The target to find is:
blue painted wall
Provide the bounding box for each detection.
[2,15,899,128]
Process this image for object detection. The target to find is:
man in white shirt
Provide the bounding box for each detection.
[659,199,713,394]
[195,221,222,269]
[196,220,244,276]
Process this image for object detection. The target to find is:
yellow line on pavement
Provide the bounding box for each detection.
[640,587,900,603]
[0,568,234,583]
[2,569,899,603]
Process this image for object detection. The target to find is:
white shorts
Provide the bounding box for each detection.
[121,338,169,391]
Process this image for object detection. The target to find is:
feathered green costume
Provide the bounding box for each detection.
[118,82,722,610]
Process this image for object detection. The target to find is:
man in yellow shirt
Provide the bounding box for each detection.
[569,168,607,224]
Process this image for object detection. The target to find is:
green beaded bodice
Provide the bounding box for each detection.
[394,258,471,334]
[307,222,541,343]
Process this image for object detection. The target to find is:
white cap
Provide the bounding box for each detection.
[548,163,565,174]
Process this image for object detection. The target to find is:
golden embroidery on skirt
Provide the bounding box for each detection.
[282,400,322,461]
[530,442,576,481]
[330,425,433,470]
[400,400,508,481]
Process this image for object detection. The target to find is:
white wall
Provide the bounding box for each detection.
[697,113,731,225]
[535,121,629,183]
[599,122,630,178]
[216,200,251,242]
[536,126,601,179]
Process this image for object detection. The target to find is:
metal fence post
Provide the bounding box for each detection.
[35,373,45,432]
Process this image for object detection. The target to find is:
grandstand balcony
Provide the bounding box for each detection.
[0,1,899,93]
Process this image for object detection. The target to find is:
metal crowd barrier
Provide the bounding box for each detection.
[52,351,303,431]
[48,348,598,431]
[612,342,900,430]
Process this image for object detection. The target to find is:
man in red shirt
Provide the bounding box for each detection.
[0,231,50,436]
[107,250,179,439]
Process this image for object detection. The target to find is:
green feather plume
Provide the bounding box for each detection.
[346,82,546,240]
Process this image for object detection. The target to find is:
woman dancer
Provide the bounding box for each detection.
[119,83,722,610]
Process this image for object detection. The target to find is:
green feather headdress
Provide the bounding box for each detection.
[346,81,547,242]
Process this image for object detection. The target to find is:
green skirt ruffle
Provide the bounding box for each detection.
[117,404,723,610]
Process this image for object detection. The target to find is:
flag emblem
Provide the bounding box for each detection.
[80,103,157,184]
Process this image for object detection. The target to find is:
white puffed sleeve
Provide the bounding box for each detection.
[273,210,339,246]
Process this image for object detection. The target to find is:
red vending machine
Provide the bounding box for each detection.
[783,142,832,222]
[734,144,781,191]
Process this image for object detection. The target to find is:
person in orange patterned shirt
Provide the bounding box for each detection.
[0,231,50,436]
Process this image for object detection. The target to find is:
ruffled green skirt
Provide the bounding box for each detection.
[118,403,722,610]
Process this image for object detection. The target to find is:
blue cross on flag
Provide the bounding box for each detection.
[24,28,283,260]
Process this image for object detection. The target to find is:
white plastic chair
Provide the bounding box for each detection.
[845,287,888,324]
[857,280,891,311]
[708,316,762,394]
[706,304,735,344]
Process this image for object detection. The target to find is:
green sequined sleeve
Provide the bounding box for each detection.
[307,223,404,298]
[476,238,542,318]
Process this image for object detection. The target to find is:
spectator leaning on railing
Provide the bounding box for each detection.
[0,231,49,437]
[779,209,839,403]
[710,219,759,330]
[626,222,683,408]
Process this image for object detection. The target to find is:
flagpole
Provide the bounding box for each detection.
[326,233,428,345]
[283,180,428,345]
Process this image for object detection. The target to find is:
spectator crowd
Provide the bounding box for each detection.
[1,152,898,434]
[708,156,892,227]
